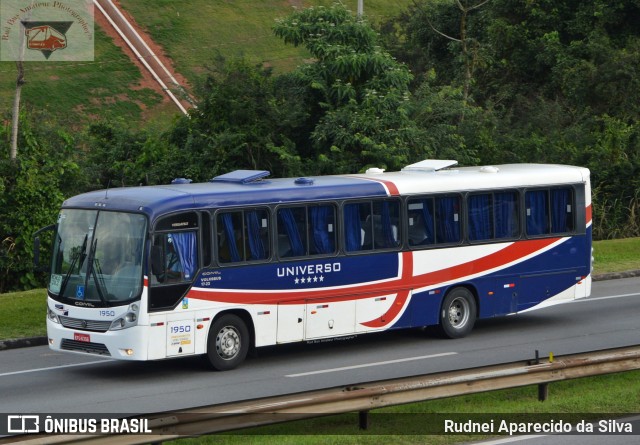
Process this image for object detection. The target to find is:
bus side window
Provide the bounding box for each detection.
[494,191,519,239]
[551,188,574,233]
[526,190,550,236]
[346,200,400,252]
[244,209,270,260]
[308,205,336,255]
[468,193,493,241]
[278,207,306,258]
[344,203,365,252]
[218,211,244,263]
[435,196,461,243]
[217,209,270,264]
[408,198,435,246]
[372,200,400,249]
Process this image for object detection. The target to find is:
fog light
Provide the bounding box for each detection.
[124,349,134,356]
[48,338,54,345]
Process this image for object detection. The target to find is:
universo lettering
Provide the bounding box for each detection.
[277,263,341,278]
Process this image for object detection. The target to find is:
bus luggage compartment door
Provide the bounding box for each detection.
[305,298,356,339]
[277,301,305,343]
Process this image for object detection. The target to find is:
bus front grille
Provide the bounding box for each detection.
[59,316,112,333]
[61,339,111,356]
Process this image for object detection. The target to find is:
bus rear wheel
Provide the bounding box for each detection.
[437,287,477,339]
[205,314,249,371]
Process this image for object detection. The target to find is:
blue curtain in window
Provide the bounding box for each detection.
[171,232,197,280]
[419,199,435,244]
[221,213,241,262]
[279,209,305,256]
[551,189,570,233]
[380,201,397,248]
[245,211,266,260]
[468,194,492,241]
[310,206,333,254]
[344,204,362,252]
[526,191,549,235]
[494,192,518,239]
[437,197,460,243]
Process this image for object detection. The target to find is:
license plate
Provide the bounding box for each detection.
[74,332,91,343]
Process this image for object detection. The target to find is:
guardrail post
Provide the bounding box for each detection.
[359,410,369,430]
[538,383,549,401]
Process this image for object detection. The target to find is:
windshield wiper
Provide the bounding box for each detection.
[84,237,108,306]
[58,233,88,299]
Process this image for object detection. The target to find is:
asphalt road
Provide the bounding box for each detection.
[0,277,638,416]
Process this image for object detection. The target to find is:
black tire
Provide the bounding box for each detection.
[437,287,477,339]
[205,314,249,371]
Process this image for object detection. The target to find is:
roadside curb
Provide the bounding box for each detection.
[592,270,640,281]
[1,271,639,351]
[0,336,47,351]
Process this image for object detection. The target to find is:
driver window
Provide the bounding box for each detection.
[151,231,197,284]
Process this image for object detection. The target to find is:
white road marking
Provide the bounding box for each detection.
[0,359,112,378]
[474,435,548,445]
[579,292,640,302]
[285,352,457,377]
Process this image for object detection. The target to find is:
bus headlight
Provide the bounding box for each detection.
[110,303,140,331]
[47,307,61,324]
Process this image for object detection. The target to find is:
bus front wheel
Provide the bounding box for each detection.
[205,314,249,371]
[437,287,477,339]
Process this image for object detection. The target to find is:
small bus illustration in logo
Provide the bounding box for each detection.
[21,21,73,59]
[26,25,67,51]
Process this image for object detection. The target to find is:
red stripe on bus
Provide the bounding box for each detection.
[352,175,400,196]
[188,238,561,308]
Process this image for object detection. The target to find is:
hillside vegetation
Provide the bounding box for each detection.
[0,0,410,127]
[0,27,167,128]
[119,0,411,80]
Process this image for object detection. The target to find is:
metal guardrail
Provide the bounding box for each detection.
[2,346,640,444]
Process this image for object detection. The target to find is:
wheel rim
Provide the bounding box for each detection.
[447,296,470,329]
[216,325,241,360]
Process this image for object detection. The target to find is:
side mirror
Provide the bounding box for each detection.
[33,224,56,272]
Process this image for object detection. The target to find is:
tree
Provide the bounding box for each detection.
[0,111,80,291]
[165,57,304,180]
[273,4,426,173]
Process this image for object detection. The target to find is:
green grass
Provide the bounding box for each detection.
[118,0,413,81]
[0,26,164,128]
[593,237,640,274]
[0,288,47,339]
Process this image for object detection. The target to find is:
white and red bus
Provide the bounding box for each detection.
[37,160,592,370]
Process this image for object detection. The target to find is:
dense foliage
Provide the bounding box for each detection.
[1,1,639,291]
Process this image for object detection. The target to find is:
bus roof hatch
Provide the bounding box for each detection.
[210,170,270,184]
[402,159,458,172]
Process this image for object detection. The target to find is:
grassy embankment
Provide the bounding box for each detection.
[117,0,412,80]
[0,1,410,129]
[0,27,169,129]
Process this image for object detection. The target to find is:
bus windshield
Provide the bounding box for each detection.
[49,209,147,307]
